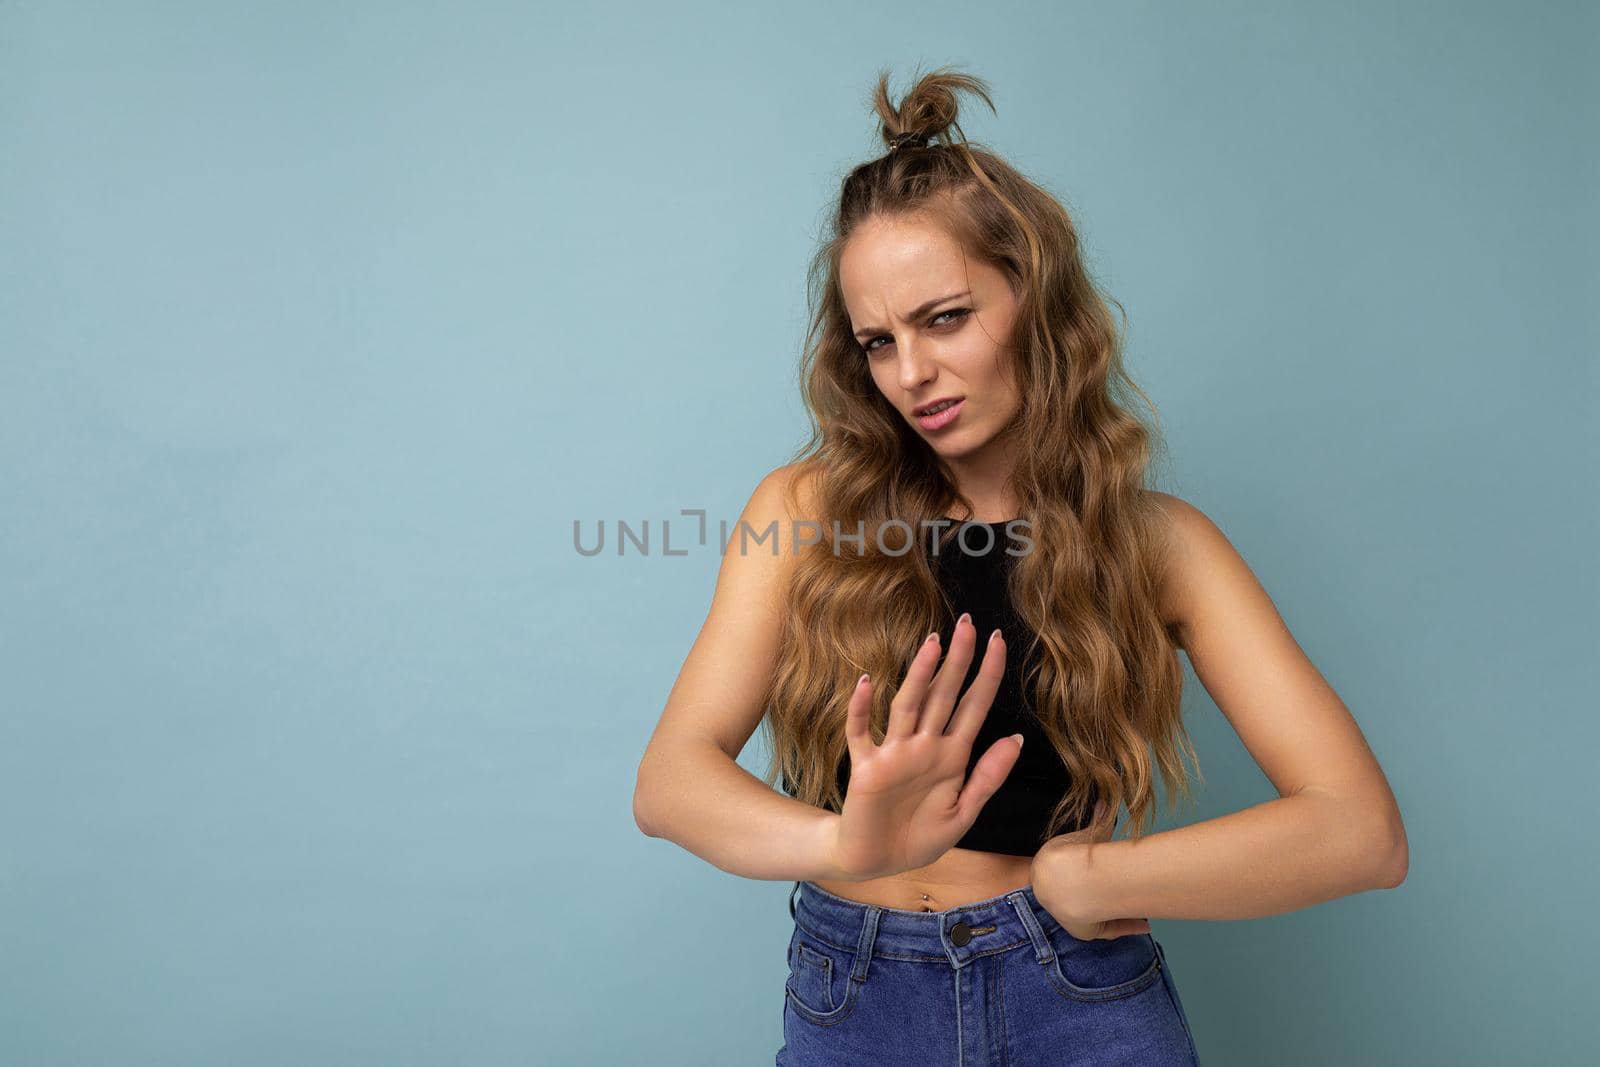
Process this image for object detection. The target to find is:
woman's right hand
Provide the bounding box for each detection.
[826,613,1023,882]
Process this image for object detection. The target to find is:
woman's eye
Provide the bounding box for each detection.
[860,309,971,356]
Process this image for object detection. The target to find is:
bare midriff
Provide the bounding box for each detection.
[810,845,1037,912]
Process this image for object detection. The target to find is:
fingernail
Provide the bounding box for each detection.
[1011,733,1024,748]
[858,673,870,686]
[957,612,970,627]
[926,631,939,644]
[990,629,1003,644]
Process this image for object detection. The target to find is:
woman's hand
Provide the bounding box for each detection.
[826,614,1023,882]
[1032,799,1152,940]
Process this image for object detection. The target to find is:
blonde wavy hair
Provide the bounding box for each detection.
[759,66,1202,846]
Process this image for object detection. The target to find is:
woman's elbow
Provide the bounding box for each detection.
[633,785,657,838]
[1372,810,1409,889]
[633,754,666,838]
[1380,834,1409,889]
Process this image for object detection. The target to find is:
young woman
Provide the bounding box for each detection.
[634,67,1408,1066]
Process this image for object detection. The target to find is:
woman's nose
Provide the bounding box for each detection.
[896,341,938,390]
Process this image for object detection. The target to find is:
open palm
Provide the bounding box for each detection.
[828,613,1024,881]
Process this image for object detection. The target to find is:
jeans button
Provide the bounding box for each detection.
[950,921,972,947]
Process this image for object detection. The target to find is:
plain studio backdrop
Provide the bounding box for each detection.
[2,2,1595,1064]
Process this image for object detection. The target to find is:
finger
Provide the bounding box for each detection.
[952,732,1025,827]
[843,672,873,758]
[887,630,943,739]
[917,612,977,736]
[1098,918,1152,939]
[944,629,1007,744]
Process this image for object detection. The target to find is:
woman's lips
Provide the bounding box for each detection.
[915,397,965,431]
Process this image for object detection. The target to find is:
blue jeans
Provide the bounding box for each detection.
[778,880,1200,1066]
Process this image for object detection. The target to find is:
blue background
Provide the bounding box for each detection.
[3,2,1594,1063]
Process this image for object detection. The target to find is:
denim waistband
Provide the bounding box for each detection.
[787,879,1068,970]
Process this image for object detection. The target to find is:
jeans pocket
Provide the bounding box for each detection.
[1041,922,1162,1003]
[785,927,862,1026]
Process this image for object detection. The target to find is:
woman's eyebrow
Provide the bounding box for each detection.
[851,290,972,339]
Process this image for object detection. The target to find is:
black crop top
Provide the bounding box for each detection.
[780,519,1084,857]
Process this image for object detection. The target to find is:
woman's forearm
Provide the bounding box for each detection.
[1041,787,1408,923]
[634,739,846,882]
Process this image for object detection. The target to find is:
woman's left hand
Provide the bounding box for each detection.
[1031,799,1152,941]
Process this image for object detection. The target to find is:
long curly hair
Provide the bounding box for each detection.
[759,66,1202,846]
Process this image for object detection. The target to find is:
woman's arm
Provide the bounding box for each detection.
[1034,494,1408,924]
[636,737,847,882]
[633,464,852,882]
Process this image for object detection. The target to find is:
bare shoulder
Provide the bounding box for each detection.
[737,460,824,564]
[750,460,824,526]
[1137,497,1405,841]
[1142,489,1217,549]
[638,462,823,765]
[1141,490,1251,646]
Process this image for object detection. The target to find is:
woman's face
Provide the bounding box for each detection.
[838,214,1022,464]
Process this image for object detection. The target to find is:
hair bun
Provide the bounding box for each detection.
[873,65,995,154]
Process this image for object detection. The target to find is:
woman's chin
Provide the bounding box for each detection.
[925,431,989,456]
